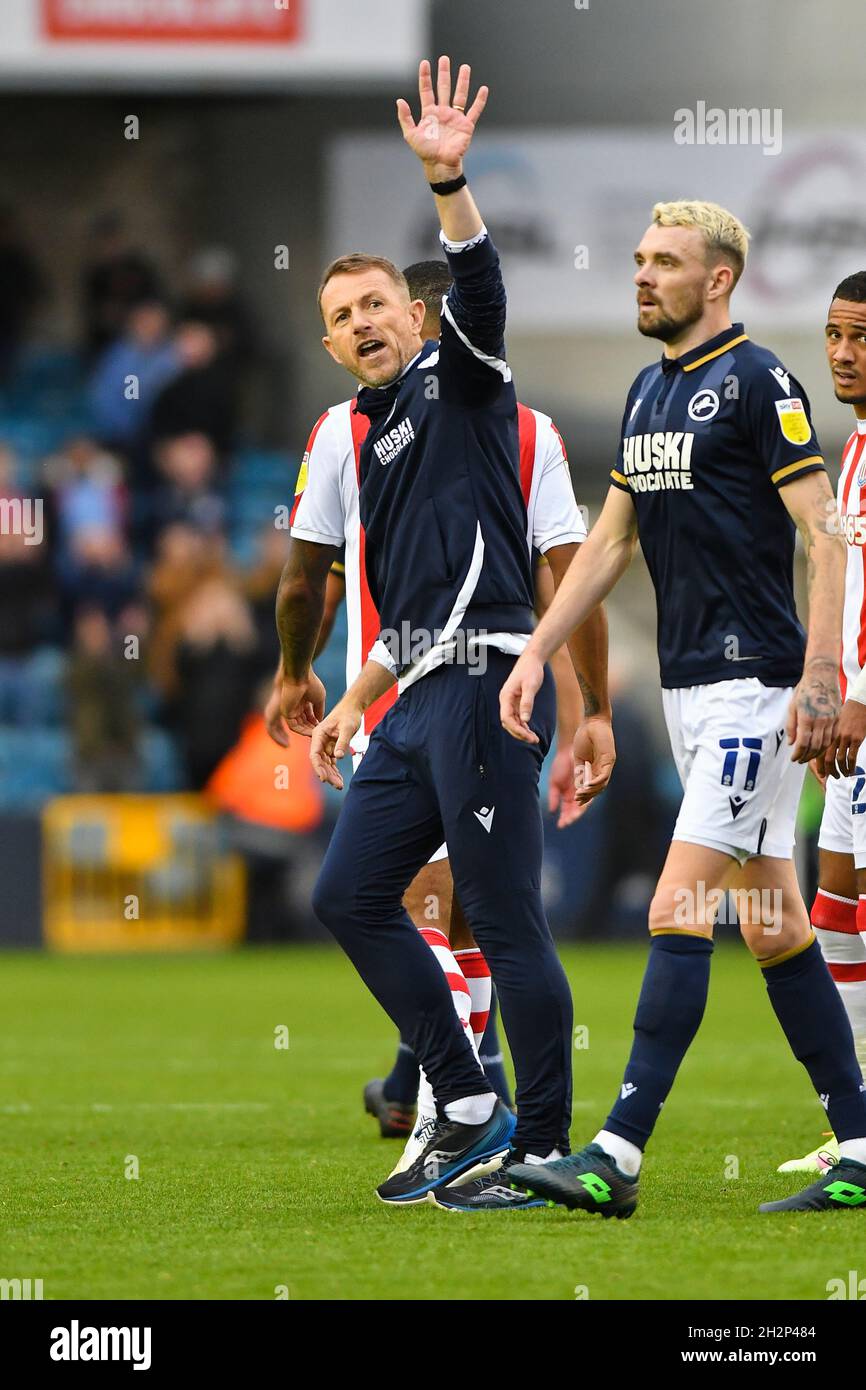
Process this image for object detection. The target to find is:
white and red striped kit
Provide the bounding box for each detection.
[815,421,866,990]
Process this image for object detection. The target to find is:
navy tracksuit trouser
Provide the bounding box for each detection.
[312,650,574,1157]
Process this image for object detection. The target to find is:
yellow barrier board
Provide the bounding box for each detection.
[42,795,246,952]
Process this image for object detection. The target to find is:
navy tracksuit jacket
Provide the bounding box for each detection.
[313,228,573,1155]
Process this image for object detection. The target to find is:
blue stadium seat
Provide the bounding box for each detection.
[0,648,68,726]
[0,727,73,809]
[139,728,183,792]
[12,348,85,393]
[228,530,258,567]
[4,352,87,419]
[0,723,183,808]
[0,416,65,463]
[230,451,295,492]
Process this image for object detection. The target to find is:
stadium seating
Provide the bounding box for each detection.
[0,725,183,808]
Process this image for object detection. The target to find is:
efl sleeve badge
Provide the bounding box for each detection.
[774,398,811,445]
[294,453,310,495]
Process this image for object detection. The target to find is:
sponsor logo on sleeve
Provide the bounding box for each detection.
[294,454,309,496]
[774,397,811,445]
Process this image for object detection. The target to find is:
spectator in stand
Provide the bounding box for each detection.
[172,578,260,786]
[66,604,141,792]
[149,318,237,462]
[87,300,180,458]
[0,204,44,383]
[56,526,139,630]
[146,521,216,698]
[81,211,161,361]
[48,435,127,554]
[46,434,137,625]
[146,522,259,786]
[181,247,256,370]
[147,431,226,543]
[181,245,278,443]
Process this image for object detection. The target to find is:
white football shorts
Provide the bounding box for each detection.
[662,678,806,865]
[818,744,866,869]
[351,750,448,863]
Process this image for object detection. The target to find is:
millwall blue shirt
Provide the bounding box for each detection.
[610,323,826,689]
[354,228,536,688]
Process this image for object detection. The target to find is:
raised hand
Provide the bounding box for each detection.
[396,56,488,181]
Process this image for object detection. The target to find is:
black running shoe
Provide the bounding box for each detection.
[430,1159,549,1211]
[363,1079,415,1139]
[508,1142,639,1219]
[759,1158,866,1213]
[376,1099,515,1205]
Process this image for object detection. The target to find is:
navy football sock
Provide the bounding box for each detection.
[479,992,513,1109]
[604,932,714,1149]
[382,1035,420,1106]
[762,937,866,1140]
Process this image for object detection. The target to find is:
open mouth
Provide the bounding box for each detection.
[358,339,386,360]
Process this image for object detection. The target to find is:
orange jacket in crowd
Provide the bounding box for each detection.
[207,713,324,833]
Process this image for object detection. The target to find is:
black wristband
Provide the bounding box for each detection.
[429,174,467,196]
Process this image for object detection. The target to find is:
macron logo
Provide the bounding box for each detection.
[473,806,495,833]
[620,1082,638,1100]
[769,366,792,395]
[373,416,415,466]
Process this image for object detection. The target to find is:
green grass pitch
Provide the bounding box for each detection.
[0,942,860,1301]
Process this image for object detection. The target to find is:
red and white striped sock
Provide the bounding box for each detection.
[453,947,492,1051]
[416,926,479,1120]
[812,890,866,1069]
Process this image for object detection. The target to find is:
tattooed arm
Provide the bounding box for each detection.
[267,538,338,744]
[779,469,845,766]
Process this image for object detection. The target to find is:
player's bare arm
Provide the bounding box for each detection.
[316,570,347,656]
[396,56,488,238]
[310,658,396,791]
[827,698,866,779]
[535,557,585,826]
[265,567,344,748]
[270,538,336,742]
[500,485,638,743]
[779,469,845,767]
[544,542,616,809]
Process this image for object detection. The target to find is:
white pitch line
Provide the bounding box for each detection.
[0,1102,272,1114]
